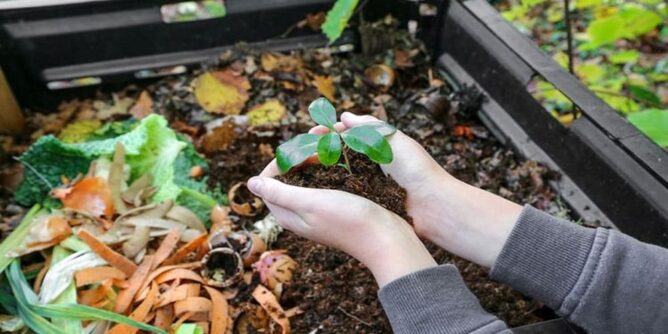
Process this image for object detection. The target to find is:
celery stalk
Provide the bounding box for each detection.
[0,205,41,274]
[50,246,83,334]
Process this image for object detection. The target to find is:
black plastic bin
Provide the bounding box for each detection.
[1,0,667,332]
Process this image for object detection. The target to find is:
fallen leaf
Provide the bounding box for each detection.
[95,95,135,120]
[246,100,287,126]
[305,12,326,31]
[171,120,201,137]
[129,91,154,120]
[312,75,336,101]
[258,143,275,158]
[0,163,23,191]
[260,53,302,73]
[200,120,238,153]
[394,49,419,68]
[452,125,474,139]
[244,56,258,74]
[58,120,102,144]
[194,69,250,115]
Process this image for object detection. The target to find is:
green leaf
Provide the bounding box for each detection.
[308,97,337,129]
[628,85,661,107]
[575,0,602,9]
[552,51,570,70]
[276,134,321,173]
[33,304,167,334]
[341,126,393,164]
[354,122,397,136]
[14,136,94,206]
[317,133,342,166]
[321,0,359,43]
[598,92,640,114]
[0,205,42,275]
[584,7,661,49]
[176,323,204,334]
[520,0,545,8]
[576,63,606,84]
[619,7,661,38]
[609,50,640,64]
[8,258,166,334]
[628,109,668,147]
[6,261,68,334]
[126,115,186,202]
[586,16,624,48]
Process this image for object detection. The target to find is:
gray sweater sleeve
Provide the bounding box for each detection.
[378,205,668,334]
[490,205,668,333]
[378,264,510,334]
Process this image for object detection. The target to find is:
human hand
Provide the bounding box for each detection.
[334,113,523,268]
[247,175,436,287]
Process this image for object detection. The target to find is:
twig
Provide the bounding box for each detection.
[337,306,372,327]
[13,157,54,189]
[564,0,575,74]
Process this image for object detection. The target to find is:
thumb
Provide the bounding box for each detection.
[340,112,382,128]
[247,176,308,211]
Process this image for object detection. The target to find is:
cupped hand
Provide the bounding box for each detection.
[246,175,436,287]
[326,113,523,268]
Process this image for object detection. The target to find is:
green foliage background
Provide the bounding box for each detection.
[498,0,668,147]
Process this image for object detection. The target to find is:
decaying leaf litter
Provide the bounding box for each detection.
[0,16,575,334]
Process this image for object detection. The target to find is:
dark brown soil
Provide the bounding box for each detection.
[276,152,411,223]
[0,21,572,333]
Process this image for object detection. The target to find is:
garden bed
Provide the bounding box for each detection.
[0,17,574,333]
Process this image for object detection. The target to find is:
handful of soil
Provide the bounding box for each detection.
[276,152,411,223]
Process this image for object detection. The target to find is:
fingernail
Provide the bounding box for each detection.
[247,177,263,196]
[341,111,352,119]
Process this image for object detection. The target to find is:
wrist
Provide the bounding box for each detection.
[362,215,437,288]
[419,178,522,268]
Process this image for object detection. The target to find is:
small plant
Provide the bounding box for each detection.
[276,97,396,174]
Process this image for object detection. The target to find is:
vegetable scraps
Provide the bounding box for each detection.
[14,114,224,223]
[1,114,300,333]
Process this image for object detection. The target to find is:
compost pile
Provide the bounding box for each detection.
[0,18,569,334]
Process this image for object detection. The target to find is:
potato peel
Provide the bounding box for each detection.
[252,285,290,334]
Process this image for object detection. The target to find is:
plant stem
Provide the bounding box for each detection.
[341,146,353,175]
[179,187,217,208]
[564,0,575,75]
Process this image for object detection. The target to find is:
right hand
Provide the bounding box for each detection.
[337,112,523,268]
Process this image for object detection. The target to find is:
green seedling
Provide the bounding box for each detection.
[276,97,396,174]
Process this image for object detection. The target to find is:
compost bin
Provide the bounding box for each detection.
[0,0,666,333]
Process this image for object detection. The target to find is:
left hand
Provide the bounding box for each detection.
[247,172,436,287]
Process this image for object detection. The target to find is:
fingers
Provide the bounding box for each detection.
[340,112,381,128]
[260,159,280,178]
[247,176,310,211]
[263,201,308,232]
[308,122,346,135]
